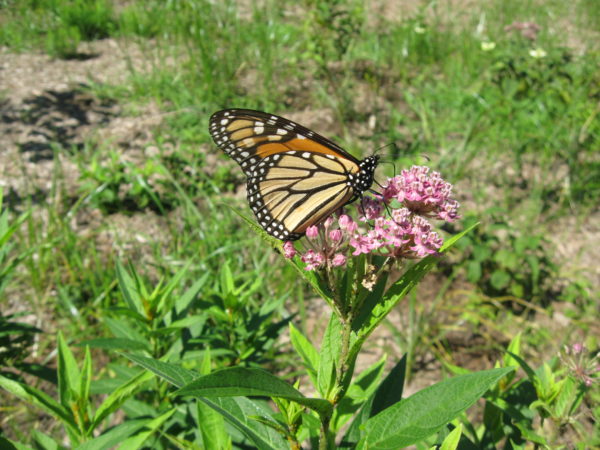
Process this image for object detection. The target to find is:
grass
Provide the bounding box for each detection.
[0,0,598,447]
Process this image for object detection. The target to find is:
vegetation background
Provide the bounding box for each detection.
[0,0,598,448]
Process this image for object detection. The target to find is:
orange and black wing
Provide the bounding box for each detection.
[209,109,378,240]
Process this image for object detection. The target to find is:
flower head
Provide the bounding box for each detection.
[560,342,599,387]
[383,166,460,222]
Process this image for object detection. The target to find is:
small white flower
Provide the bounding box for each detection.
[414,25,426,34]
[529,47,547,59]
[481,41,496,51]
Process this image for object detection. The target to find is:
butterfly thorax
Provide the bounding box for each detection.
[348,155,379,201]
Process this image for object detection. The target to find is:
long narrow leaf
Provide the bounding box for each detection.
[122,353,198,387]
[289,323,319,388]
[91,370,154,429]
[0,375,76,430]
[341,355,406,447]
[57,332,80,411]
[77,420,150,450]
[115,261,144,316]
[117,409,176,450]
[359,368,513,449]
[201,396,288,450]
[197,350,231,450]
[177,367,332,417]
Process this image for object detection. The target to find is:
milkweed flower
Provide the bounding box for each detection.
[382,166,459,222]
[284,165,460,271]
[560,342,599,387]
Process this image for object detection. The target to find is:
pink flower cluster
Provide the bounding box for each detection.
[382,166,459,222]
[283,215,357,271]
[284,166,460,271]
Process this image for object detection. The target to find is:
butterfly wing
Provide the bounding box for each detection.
[209,109,373,240]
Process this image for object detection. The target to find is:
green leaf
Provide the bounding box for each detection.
[0,436,32,450]
[200,396,288,450]
[490,270,510,290]
[197,350,231,450]
[466,260,481,282]
[317,314,343,399]
[116,261,145,316]
[31,430,63,450]
[289,322,319,388]
[91,370,154,429]
[77,420,150,450]
[104,318,147,346]
[0,375,76,431]
[342,355,406,446]
[122,353,199,387]
[177,367,332,417]
[333,355,386,432]
[57,332,80,410]
[79,346,92,420]
[440,424,462,450]
[117,409,176,450]
[359,368,514,449]
[175,272,209,315]
[554,376,576,417]
[155,260,192,315]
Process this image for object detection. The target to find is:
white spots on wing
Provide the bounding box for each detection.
[220,119,229,125]
[276,128,288,135]
[297,134,306,139]
[272,154,281,160]
[301,152,311,159]
[326,154,335,159]
[254,126,264,134]
[240,151,249,158]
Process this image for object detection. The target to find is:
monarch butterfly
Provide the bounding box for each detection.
[209,109,379,240]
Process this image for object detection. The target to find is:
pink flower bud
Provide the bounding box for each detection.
[332,253,346,267]
[283,241,296,258]
[329,229,342,242]
[306,225,319,239]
